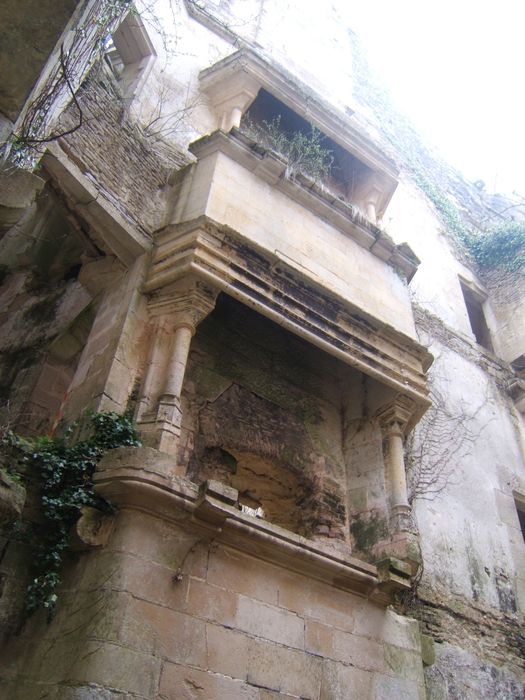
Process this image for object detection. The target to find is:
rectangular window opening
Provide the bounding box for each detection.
[515,496,525,544]
[104,11,156,100]
[460,280,493,351]
[240,88,372,202]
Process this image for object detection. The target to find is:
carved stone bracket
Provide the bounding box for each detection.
[69,506,115,551]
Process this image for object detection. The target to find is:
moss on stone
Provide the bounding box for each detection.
[23,290,64,324]
[350,512,388,552]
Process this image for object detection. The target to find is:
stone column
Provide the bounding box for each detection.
[377,395,415,533]
[137,279,218,455]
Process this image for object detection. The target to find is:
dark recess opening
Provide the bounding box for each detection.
[241,88,372,201]
[460,282,493,351]
[515,498,525,544]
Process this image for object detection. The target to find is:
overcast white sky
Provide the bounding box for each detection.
[343,1,525,196]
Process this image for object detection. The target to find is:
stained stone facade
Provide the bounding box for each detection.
[0,2,524,699]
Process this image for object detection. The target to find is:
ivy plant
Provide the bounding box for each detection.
[3,412,140,620]
[466,221,525,272]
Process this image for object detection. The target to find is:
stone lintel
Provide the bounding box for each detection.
[145,217,431,415]
[94,447,403,605]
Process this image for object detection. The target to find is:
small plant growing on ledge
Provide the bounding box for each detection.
[240,115,334,183]
[2,412,140,620]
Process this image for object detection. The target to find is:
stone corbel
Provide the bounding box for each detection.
[136,277,219,454]
[354,173,389,224]
[69,506,115,551]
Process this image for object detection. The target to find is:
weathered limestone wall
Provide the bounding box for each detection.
[0,184,95,433]
[1,1,524,699]
[483,267,525,364]
[341,17,525,696]
[62,254,150,421]
[0,448,427,700]
[406,314,525,692]
[59,63,189,235]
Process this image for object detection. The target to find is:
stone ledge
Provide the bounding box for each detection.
[188,129,418,281]
[42,143,152,267]
[94,447,410,605]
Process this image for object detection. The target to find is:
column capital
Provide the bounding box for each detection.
[147,277,219,331]
[376,395,416,436]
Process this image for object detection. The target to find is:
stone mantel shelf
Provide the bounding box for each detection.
[94,447,409,605]
[145,216,432,418]
[188,129,419,282]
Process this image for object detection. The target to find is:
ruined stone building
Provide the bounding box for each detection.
[1,1,525,698]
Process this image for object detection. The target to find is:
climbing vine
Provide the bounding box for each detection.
[349,31,525,275]
[466,221,525,273]
[411,173,525,272]
[3,412,140,619]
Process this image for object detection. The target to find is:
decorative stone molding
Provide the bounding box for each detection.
[145,216,431,416]
[137,277,219,454]
[69,506,115,551]
[376,396,421,574]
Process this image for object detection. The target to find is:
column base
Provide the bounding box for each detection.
[374,530,422,577]
[390,503,415,533]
